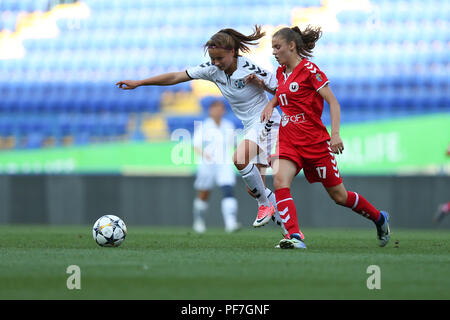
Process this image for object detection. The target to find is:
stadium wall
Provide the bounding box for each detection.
[0,175,449,229]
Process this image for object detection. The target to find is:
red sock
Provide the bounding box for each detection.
[275,188,304,239]
[345,191,381,222]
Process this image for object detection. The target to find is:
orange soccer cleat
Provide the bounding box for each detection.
[253,203,276,227]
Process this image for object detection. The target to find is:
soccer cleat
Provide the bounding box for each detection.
[193,217,206,233]
[253,203,276,227]
[275,233,290,248]
[277,233,307,249]
[376,211,390,247]
[225,222,242,233]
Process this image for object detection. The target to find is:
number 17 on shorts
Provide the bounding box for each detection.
[306,142,342,188]
[319,144,342,187]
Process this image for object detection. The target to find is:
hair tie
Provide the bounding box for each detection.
[291,26,302,36]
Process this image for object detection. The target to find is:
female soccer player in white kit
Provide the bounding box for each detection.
[116,26,287,232]
[192,99,240,233]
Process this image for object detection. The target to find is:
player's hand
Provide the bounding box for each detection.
[116,80,140,90]
[245,73,264,89]
[260,103,275,123]
[330,134,344,154]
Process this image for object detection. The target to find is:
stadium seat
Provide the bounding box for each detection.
[0,0,448,149]
[166,115,205,134]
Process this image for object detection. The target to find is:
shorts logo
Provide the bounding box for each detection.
[289,82,299,92]
[315,73,322,82]
[234,78,245,89]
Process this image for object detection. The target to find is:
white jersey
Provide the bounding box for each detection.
[186,56,281,133]
[193,117,235,165]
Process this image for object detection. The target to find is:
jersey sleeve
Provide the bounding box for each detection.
[241,58,278,91]
[224,118,235,131]
[304,61,330,92]
[186,62,215,81]
[262,70,278,92]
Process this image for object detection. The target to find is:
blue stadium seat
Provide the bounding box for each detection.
[0,12,18,31]
[166,115,205,133]
[0,0,448,150]
[337,10,371,25]
[0,118,14,137]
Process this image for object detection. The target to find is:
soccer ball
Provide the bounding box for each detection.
[92,215,127,247]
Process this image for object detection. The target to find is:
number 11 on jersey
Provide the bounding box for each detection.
[279,93,288,106]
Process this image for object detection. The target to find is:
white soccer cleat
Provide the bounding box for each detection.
[193,217,206,233]
[225,222,242,233]
[253,204,276,227]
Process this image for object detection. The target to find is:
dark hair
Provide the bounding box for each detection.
[210,99,225,108]
[273,25,322,58]
[204,25,265,57]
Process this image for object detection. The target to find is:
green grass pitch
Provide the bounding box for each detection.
[0,225,448,300]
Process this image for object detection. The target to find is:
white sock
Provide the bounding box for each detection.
[265,188,288,235]
[193,198,208,220]
[239,163,270,206]
[221,197,238,230]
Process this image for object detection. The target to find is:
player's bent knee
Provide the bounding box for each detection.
[233,154,247,170]
[330,192,347,206]
[197,191,210,201]
[273,175,290,190]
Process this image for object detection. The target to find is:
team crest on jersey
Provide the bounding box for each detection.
[234,78,245,89]
[315,73,322,82]
[289,82,299,92]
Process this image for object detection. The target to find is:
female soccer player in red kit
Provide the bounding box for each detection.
[260,26,391,249]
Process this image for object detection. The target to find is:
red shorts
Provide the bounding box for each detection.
[274,139,343,188]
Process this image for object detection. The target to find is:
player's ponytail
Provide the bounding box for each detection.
[274,25,322,58]
[204,25,265,57]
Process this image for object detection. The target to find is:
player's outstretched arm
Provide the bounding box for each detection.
[116,71,191,90]
[319,84,344,154]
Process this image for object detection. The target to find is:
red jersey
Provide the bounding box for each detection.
[275,59,330,146]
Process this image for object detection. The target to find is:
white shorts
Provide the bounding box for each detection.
[241,119,280,166]
[194,163,236,191]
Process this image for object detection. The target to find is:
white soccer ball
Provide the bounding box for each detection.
[92,215,127,247]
